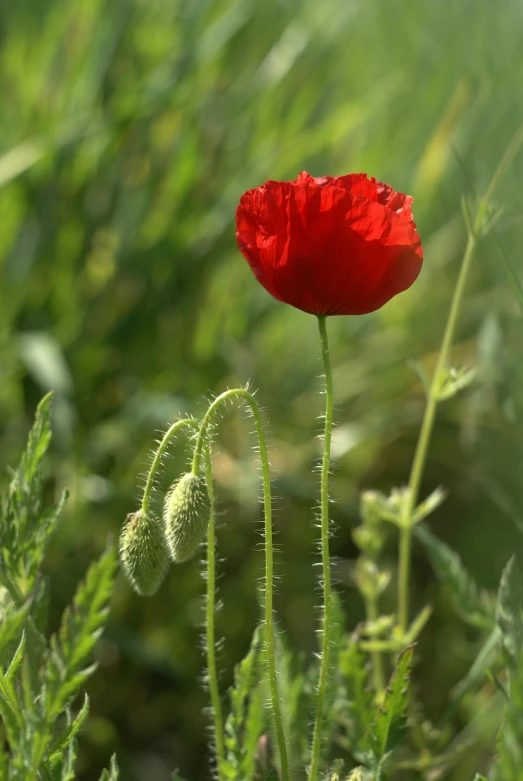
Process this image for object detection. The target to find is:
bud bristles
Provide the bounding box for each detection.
[120,509,169,596]
[164,472,211,563]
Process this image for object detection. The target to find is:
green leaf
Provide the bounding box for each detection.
[337,635,374,757]
[496,556,523,667]
[434,365,476,401]
[0,599,31,668]
[411,486,447,525]
[494,648,523,781]
[49,696,90,765]
[323,593,346,753]
[19,392,53,483]
[0,666,24,752]
[366,645,414,762]
[447,627,501,712]
[6,631,26,685]
[414,523,495,629]
[50,736,77,781]
[222,626,265,781]
[403,605,433,645]
[43,544,117,718]
[98,755,119,781]
[26,490,69,588]
[0,396,116,780]
[0,392,67,604]
[18,544,117,772]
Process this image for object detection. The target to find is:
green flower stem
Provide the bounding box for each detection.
[204,444,225,778]
[141,418,198,514]
[193,388,289,781]
[398,231,477,634]
[364,593,386,696]
[308,315,334,781]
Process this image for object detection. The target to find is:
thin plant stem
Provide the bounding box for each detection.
[193,388,289,781]
[308,315,334,781]
[398,231,477,633]
[398,126,523,633]
[204,444,226,779]
[365,594,386,696]
[141,418,198,514]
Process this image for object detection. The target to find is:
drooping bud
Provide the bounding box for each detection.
[163,472,211,562]
[119,509,169,596]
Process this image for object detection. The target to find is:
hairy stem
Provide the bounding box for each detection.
[141,418,198,514]
[193,388,289,781]
[308,315,334,781]
[204,445,225,778]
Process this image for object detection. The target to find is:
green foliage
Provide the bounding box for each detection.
[336,636,374,762]
[0,396,118,779]
[98,756,119,781]
[266,632,314,772]
[496,557,523,668]
[365,645,414,767]
[492,649,523,781]
[322,594,348,760]
[434,365,476,402]
[0,393,65,603]
[449,626,502,708]
[222,627,265,781]
[415,523,495,629]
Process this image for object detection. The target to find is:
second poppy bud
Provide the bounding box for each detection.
[164,472,211,562]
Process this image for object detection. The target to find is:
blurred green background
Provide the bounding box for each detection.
[1,0,523,777]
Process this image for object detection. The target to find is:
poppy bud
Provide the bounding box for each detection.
[164,472,211,562]
[119,509,169,596]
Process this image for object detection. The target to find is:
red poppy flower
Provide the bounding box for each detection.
[236,171,423,316]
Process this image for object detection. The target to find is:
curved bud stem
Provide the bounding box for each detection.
[193,388,289,781]
[140,417,225,776]
[141,418,199,514]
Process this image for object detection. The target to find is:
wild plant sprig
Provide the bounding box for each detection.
[0,394,118,780]
[397,129,523,634]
